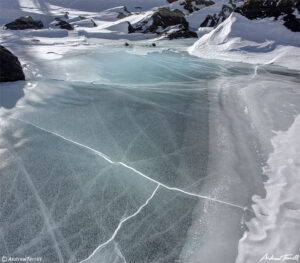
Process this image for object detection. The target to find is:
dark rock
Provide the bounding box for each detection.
[117,6,131,19]
[200,14,219,27]
[55,20,74,30]
[167,28,198,39]
[180,0,215,13]
[134,8,189,33]
[0,45,25,82]
[91,19,97,27]
[283,13,300,31]
[159,24,198,39]
[125,42,130,46]
[5,16,43,30]
[64,12,69,19]
[128,22,135,33]
[200,4,233,27]
[236,0,300,32]
[152,43,156,47]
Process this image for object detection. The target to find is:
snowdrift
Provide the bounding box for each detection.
[236,115,300,263]
[189,13,300,70]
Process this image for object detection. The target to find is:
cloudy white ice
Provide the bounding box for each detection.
[0,1,300,263]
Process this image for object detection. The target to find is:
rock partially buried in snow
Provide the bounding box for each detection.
[162,25,198,39]
[236,0,300,32]
[117,6,131,19]
[55,19,74,30]
[0,45,25,82]
[131,7,197,38]
[4,16,43,30]
[133,8,189,33]
[189,12,300,69]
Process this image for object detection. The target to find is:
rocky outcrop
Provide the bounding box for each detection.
[130,8,198,38]
[0,45,25,82]
[180,0,215,13]
[117,6,131,19]
[236,0,300,32]
[165,0,299,32]
[134,8,189,33]
[200,4,233,27]
[4,16,43,30]
[131,8,198,38]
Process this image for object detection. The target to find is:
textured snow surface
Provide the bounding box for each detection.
[189,13,300,70]
[236,115,300,263]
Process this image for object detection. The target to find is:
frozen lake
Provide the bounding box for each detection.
[0,43,299,263]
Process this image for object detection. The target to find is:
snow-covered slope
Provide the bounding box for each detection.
[189,13,300,69]
[236,115,300,263]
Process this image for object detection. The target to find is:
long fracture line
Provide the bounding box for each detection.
[9,117,251,212]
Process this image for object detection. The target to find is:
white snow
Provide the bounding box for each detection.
[0,1,300,263]
[189,13,300,70]
[236,115,300,263]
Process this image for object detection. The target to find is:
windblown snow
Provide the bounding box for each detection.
[0,1,300,263]
[189,13,300,70]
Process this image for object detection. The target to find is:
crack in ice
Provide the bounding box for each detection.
[81,184,160,263]
[6,144,66,263]
[8,117,251,212]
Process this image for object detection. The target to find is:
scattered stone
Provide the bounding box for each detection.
[91,19,97,27]
[125,42,130,46]
[55,20,74,30]
[64,12,69,19]
[152,43,156,47]
[0,45,25,82]
[5,16,43,30]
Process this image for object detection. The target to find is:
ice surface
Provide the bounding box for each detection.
[1,42,299,263]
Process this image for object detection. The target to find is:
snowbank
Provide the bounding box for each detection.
[189,13,300,70]
[236,115,300,263]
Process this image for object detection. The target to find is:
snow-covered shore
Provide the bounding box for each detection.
[1,1,300,263]
[189,13,300,70]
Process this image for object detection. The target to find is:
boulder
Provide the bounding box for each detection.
[167,28,198,39]
[5,16,43,30]
[134,8,189,33]
[162,25,198,39]
[0,45,25,82]
[128,22,135,33]
[55,19,74,30]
